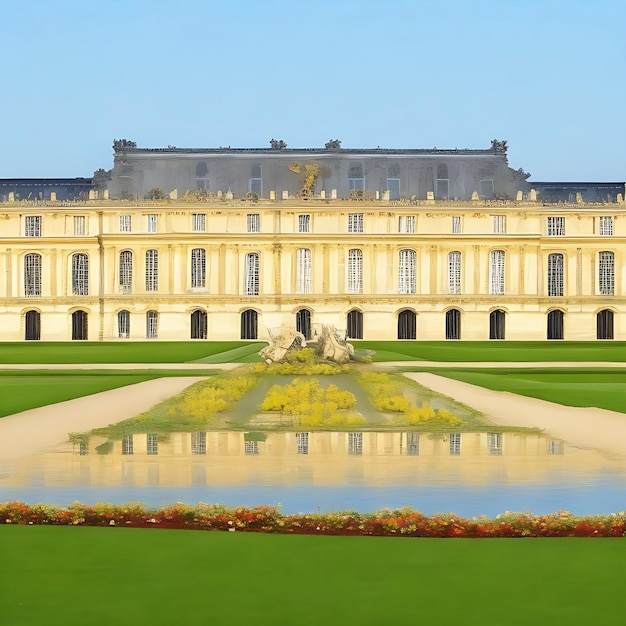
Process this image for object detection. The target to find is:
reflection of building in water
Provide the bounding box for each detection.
[3,430,624,492]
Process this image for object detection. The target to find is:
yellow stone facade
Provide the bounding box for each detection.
[0,198,624,341]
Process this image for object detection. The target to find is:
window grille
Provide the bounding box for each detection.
[296,432,309,455]
[146,310,158,338]
[119,215,132,232]
[347,249,363,294]
[348,432,363,455]
[296,248,312,294]
[445,309,461,340]
[192,213,206,232]
[448,251,461,295]
[191,432,207,455]
[449,433,462,456]
[406,432,419,456]
[547,253,564,296]
[487,433,503,455]
[298,214,310,233]
[146,433,158,455]
[122,434,133,455]
[24,253,42,296]
[191,248,206,288]
[244,440,259,455]
[147,214,157,233]
[547,217,565,236]
[489,250,505,295]
[72,253,89,296]
[244,253,260,295]
[119,251,133,294]
[492,215,506,234]
[25,215,41,237]
[598,251,615,295]
[118,310,130,338]
[452,216,461,234]
[247,213,260,233]
[348,213,364,233]
[398,215,416,234]
[398,249,416,294]
[145,249,158,292]
[73,216,86,236]
[599,216,613,236]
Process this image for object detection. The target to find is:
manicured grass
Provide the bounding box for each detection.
[1,526,625,626]
[0,370,217,418]
[408,368,626,413]
[0,341,265,364]
[354,340,626,362]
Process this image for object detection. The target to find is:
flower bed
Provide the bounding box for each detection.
[2,502,625,537]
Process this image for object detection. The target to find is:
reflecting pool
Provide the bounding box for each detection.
[2,430,626,517]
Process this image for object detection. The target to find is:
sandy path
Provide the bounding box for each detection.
[385,361,626,368]
[0,377,206,460]
[406,372,626,457]
[0,363,240,370]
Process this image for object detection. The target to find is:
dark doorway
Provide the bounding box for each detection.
[547,310,564,340]
[191,310,207,339]
[397,309,416,340]
[25,310,40,340]
[445,309,461,340]
[71,310,88,340]
[295,309,312,340]
[346,310,363,339]
[597,309,614,340]
[489,310,505,340]
[240,309,258,340]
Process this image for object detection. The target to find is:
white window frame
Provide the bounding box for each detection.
[487,433,503,456]
[24,253,42,296]
[119,214,132,232]
[119,250,133,295]
[348,213,364,233]
[191,431,207,455]
[448,251,461,295]
[191,248,206,289]
[347,249,363,294]
[296,248,313,294]
[146,214,157,233]
[547,253,564,297]
[547,216,565,236]
[398,249,416,294]
[145,249,158,292]
[73,215,86,236]
[118,310,130,339]
[244,252,260,296]
[599,216,613,236]
[398,215,416,234]
[25,215,42,237]
[122,434,133,455]
[146,433,159,455]
[296,432,309,455]
[146,310,158,339]
[452,216,462,234]
[348,432,363,455]
[492,215,506,234]
[247,213,260,233]
[449,433,462,456]
[72,253,89,296]
[598,251,615,295]
[489,250,505,295]
[298,214,311,233]
[192,213,206,232]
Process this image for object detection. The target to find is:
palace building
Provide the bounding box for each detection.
[0,140,624,342]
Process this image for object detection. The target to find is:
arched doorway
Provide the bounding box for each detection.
[547,310,564,340]
[25,310,41,341]
[295,309,312,340]
[445,309,461,340]
[489,310,505,340]
[597,309,614,340]
[241,309,258,340]
[71,310,88,340]
[346,310,363,339]
[190,310,207,339]
[397,309,416,340]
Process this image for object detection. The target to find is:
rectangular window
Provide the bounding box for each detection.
[145,250,158,292]
[449,433,462,456]
[146,312,158,338]
[492,215,506,234]
[387,178,401,201]
[406,432,419,456]
[487,433,503,456]
[598,251,615,295]
[191,248,206,289]
[347,249,363,294]
[296,248,312,294]
[398,249,416,294]
[490,250,505,295]
[73,215,86,236]
[547,216,565,236]
[348,213,364,233]
[244,253,260,295]
[147,214,157,233]
[296,432,309,455]
[191,432,207,455]
[547,253,564,297]
[119,214,132,232]
[25,215,42,237]
[24,254,42,296]
[122,434,133,455]
[192,213,206,232]
[599,216,613,236]
[146,433,159,455]
[480,179,495,199]
[452,216,461,234]
[244,440,259,455]
[398,215,416,234]
[348,432,363,456]
[72,254,89,296]
[298,214,310,233]
[448,251,461,295]
[249,164,262,196]
[247,213,260,233]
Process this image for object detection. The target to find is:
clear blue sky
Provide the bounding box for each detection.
[1,0,624,181]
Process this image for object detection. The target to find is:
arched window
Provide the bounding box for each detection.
[118,310,130,339]
[146,310,158,338]
[191,310,207,339]
[25,310,40,341]
[398,249,416,294]
[547,310,564,340]
[145,250,158,292]
[448,251,461,294]
[489,309,505,340]
[72,310,88,340]
[398,309,416,340]
[346,309,363,339]
[347,249,363,294]
[295,309,312,340]
[191,248,206,289]
[296,248,312,294]
[119,250,133,294]
[547,253,564,297]
[446,309,461,340]
[597,309,614,340]
[240,309,258,339]
[598,251,615,295]
[490,250,505,295]
[24,253,42,296]
[72,253,89,296]
[244,253,260,295]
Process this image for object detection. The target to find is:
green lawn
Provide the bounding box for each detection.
[354,340,626,362]
[1,526,624,626]
[0,370,217,418]
[407,368,626,413]
[0,341,265,364]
